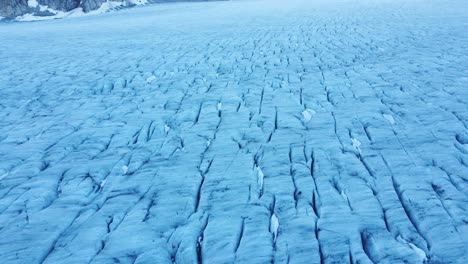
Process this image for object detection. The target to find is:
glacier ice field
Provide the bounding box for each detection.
[0,0,467,263]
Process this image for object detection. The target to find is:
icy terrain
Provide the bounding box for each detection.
[0,0,467,263]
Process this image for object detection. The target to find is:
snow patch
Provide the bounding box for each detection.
[129,0,148,4]
[302,109,316,122]
[396,235,427,262]
[383,114,395,125]
[28,0,39,8]
[92,1,126,14]
[146,75,157,83]
[351,138,362,154]
[17,0,148,22]
[340,190,349,202]
[270,213,279,242]
[408,242,427,262]
[256,166,264,192]
[100,177,108,188]
[39,5,48,12]
[17,8,85,21]
[121,165,129,175]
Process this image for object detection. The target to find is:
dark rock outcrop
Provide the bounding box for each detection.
[0,0,217,19]
[1,0,30,17]
[80,0,108,12]
[0,0,131,18]
[38,0,81,11]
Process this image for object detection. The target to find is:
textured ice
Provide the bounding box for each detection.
[0,0,467,263]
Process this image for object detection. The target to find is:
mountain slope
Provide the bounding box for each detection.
[0,0,213,20]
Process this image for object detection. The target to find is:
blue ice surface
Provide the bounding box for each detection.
[0,0,467,263]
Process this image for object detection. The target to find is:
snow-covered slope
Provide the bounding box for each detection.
[0,0,214,20]
[0,0,467,263]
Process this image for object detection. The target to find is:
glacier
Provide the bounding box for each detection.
[0,0,467,263]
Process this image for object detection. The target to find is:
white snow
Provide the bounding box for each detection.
[383,114,395,125]
[408,242,428,262]
[270,213,279,242]
[28,0,39,8]
[129,0,148,4]
[397,235,428,262]
[146,75,157,83]
[351,138,362,154]
[90,1,125,14]
[100,177,108,188]
[16,0,143,22]
[17,8,85,22]
[302,108,316,122]
[340,190,349,202]
[256,166,264,192]
[121,165,128,175]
